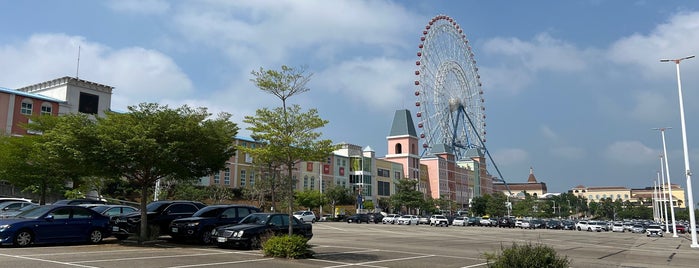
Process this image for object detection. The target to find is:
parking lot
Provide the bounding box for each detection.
[1,222,698,268]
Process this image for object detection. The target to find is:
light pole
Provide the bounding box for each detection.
[653,179,658,222]
[654,127,678,237]
[659,167,669,233]
[661,55,698,247]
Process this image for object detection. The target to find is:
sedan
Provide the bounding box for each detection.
[86,204,139,219]
[0,205,111,247]
[170,204,260,244]
[452,216,467,226]
[0,202,38,218]
[396,215,418,225]
[346,214,370,224]
[212,213,312,249]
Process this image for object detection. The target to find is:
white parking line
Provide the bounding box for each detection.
[21,248,163,257]
[0,252,100,268]
[321,254,436,268]
[165,258,272,268]
[461,263,488,268]
[70,252,234,263]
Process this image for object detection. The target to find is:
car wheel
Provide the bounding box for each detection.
[14,230,32,247]
[200,229,213,244]
[312,219,316,223]
[87,229,103,244]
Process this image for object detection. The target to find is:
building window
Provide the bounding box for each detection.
[78,92,99,114]
[378,181,390,196]
[303,176,308,189]
[40,103,52,115]
[240,170,246,187]
[249,171,255,186]
[310,176,315,190]
[223,168,230,185]
[213,172,220,184]
[394,171,401,179]
[20,100,33,115]
[588,195,593,199]
[395,143,402,154]
[616,194,621,199]
[596,194,600,199]
[377,168,390,177]
[624,194,629,199]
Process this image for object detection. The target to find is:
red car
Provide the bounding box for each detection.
[673,224,687,234]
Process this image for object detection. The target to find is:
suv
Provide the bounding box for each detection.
[169,204,260,244]
[346,213,371,223]
[112,200,206,240]
[646,224,663,237]
[293,211,316,223]
[429,215,449,226]
[575,220,589,231]
[369,213,384,223]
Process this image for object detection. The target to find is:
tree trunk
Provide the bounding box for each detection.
[288,167,294,236]
[139,184,149,244]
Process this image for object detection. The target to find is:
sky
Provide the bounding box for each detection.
[3,0,699,199]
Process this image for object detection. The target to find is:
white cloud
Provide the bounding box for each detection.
[314,57,413,111]
[540,125,559,141]
[629,90,674,123]
[608,11,699,78]
[0,34,193,111]
[604,141,657,165]
[491,148,529,166]
[106,0,170,15]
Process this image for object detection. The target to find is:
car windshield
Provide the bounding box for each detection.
[15,206,52,219]
[239,214,269,224]
[89,205,110,213]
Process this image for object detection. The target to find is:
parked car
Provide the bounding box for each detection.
[396,215,418,225]
[479,217,493,226]
[346,213,371,224]
[429,215,449,226]
[497,217,516,228]
[612,223,625,232]
[169,204,260,244]
[546,220,562,229]
[293,211,316,223]
[0,201,36,213]
[0,205,111,247]
[0,203,39,218]
[576,220,589,231]
[86,204,139,220]
[631,224,645,233]
[382,214,399,224]
[318,214,332,222]
[112,200,207,240]
[52,199,107,205]
[369,213,384,223]
[418,215,430,225]
[561,220,575,230]
[672,224,687,234]
[467,217,480,226]
[211,213,312,249]
[452,216,467,226]
[0,197,33,204]
[646,224,663,237]
[530,219,545,229]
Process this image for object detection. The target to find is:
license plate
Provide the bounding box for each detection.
[217,237,227,243]
[171,227,178,233]
[112,226,119,232]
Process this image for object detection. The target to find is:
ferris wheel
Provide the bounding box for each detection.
[414,15,486,160]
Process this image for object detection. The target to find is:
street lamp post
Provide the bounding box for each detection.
[654,128,678,237]
[659,167,670,233]
[661,55,698,247]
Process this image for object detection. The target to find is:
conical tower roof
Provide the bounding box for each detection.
[527,167,538,183]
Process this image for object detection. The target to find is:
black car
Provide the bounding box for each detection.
[546,220,562,229]
[346,213,371,223]
[112,200,206,240]
[212,213,313,249]
[561,220,575,230]
[169,204,260,244]
[369,213,384,223]
[53,199,107,205]
[497,217,515,228]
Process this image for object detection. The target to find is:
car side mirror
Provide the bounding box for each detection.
[45,215,54,221]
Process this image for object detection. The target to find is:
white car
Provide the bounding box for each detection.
[293,211,316,223]
[646,224,663,237]
[382,214,399,224]
[429,215,449,226]
[452,216,467,226]
[396,215,418,225]
[612,223,625,232]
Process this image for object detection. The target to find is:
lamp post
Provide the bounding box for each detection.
[660,55,698,247]
[659,167,669,233]
[654,128,678,237]
[653,179,658,222]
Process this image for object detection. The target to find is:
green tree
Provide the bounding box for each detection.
[486,192,508,217]
[324,185,352,217]
[296,189,325,210]
[246,65,336,236]
[86,103,237,243]
[0,114,95,204]
[390,179,425,214]
[471,195,488,216]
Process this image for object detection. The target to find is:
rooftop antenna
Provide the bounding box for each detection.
[76,45,81,79]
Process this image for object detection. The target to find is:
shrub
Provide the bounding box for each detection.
[484,242,570,268]
[262,235,313,259]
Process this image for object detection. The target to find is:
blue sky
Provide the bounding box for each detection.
[3,0,699,198]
